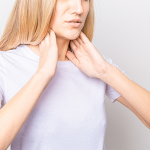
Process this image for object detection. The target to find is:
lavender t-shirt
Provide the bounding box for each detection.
[0,44,129,150]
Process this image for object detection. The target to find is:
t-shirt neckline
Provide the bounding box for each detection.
[22,44,76,68]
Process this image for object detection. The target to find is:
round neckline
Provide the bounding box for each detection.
[22,44,76,68]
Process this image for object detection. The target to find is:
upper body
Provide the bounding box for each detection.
[0,44,128,150]
[0,0,150,149]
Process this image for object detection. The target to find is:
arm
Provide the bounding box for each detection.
[65,31,150,129]
[117,96,150,129]
[100,63,150,129]
[0,72,53,150]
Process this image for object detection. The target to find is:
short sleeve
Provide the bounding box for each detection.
[102,54,132,103]
[0,52,7,109]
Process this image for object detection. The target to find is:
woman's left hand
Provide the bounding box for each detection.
[66,31,109,78]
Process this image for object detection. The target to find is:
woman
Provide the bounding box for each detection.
[0,0,149,150]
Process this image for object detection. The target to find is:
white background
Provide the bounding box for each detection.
[0,0,150,150]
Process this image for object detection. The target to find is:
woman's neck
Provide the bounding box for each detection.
[26,44,70,61]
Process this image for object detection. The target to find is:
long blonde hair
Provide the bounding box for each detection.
[0,0,95,51]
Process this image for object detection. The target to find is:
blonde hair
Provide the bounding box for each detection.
[0,0,95,51]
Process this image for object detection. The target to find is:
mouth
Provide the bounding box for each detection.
[66,22,81,27]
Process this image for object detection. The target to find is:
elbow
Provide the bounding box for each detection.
[145,124,150,129]
[147,123,150,129]
[148,121,150,129]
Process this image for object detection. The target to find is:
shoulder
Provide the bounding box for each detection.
[0,51,7,74]
[0,48,17,58]
[0,51,7,91]
[0,51,6,66]
[0,45,26,62]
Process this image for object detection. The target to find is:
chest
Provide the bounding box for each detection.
[4,59,107,140]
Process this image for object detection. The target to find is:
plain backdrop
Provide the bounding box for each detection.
[0,0,150,150]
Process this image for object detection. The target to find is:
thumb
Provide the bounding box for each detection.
[49,29,57,45]
[66,51,79,67]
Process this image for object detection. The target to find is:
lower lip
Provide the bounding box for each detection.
[66,22,81,27]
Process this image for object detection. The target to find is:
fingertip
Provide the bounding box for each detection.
[49,28,53,33]
[67,50,71,55]
[50,29,56,36]
[80,31,83,36]
[79,31,84,40]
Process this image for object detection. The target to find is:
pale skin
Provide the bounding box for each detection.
[0,0,90,148]
[27,0,150,129]
[28,28,150,130]
[27,0,90,62]
[66,31,150,129]
[3,0,150,149]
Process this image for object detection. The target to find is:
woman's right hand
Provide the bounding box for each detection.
[36,29,58,78]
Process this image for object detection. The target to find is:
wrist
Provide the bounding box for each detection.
[35,70,54,81]
[98,62,115,83]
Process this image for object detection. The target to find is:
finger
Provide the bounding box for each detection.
[66,51,79,67]
[70,40,81,55]
[77,37,83,45]
[79,31,89,44]
[72,39,80,47]
[49,29,57,45]
[45,33,50,44]
[39,42,45,56]
[42,35,46,42]
[70,40,77,50]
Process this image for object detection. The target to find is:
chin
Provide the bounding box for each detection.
[64,31,81,40]
[54,28,81,40]
[68,35,80,40]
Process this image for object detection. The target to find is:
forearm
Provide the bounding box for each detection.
[100,63,150,127]
[0,72,52,150]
